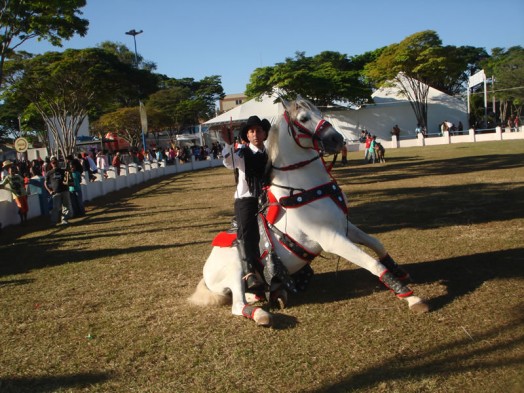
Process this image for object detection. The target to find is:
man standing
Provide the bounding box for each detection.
[45,157,72,225]
[220,116,271,291]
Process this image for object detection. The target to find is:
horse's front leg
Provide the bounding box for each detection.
[207,247,273,327]
[319,231,429,313]
[344,220,411,282]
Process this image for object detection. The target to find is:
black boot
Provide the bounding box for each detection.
[380,270,413,298]
[237,240,264,291]
[380,254,412,283]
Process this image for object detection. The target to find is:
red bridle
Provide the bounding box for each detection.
[272,111,334,172]
[284,111,332,151]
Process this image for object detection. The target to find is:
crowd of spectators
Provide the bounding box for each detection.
[0,141,224,227]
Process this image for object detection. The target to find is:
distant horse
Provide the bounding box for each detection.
[189,97,428,326]
[375,142,386,163]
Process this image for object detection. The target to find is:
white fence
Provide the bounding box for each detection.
[0,156,223,228]
[346,126,523,151]
[2,126,523,228]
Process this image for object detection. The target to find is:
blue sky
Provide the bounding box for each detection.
[23,0,524,94]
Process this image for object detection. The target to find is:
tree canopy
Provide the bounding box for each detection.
[364,30,487,128]
[481,46,524,123]
[3,48,138,155]
[0,0,89,87]
[245,51,375,106]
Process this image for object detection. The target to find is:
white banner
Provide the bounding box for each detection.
[468,70,486,88]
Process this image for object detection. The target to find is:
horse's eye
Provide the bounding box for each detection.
[298,113,309,122]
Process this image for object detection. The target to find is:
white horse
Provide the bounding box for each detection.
[189,97,429,326]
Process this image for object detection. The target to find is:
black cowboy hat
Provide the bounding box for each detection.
[240,116,271,142]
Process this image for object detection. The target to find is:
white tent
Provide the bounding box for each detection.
[324,78,468,141]
[204,77,467,142]
[204,94,281,129]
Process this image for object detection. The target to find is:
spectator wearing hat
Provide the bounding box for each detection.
[220,115,271,292]
[0,160,29,224]
[45,157,72,225]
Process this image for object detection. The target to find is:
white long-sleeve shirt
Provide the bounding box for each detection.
[222,143,266,199]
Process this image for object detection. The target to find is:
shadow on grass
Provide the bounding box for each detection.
[0,372,111,393]
[0,239,210,277]
[310,313,524,393]
[289,248,524,312]
[334,153,523,186]
[0,278,35,287]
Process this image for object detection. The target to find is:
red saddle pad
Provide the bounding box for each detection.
[211,231,237,247]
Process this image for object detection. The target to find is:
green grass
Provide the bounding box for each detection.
[0,140,523,392]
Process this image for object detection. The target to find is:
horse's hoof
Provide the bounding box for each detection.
[410,301,430,314]
[270,289,288,310]
[253,308,273,327]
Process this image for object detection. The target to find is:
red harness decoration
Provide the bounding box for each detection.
[265,189,280,225]
[278,181,348,214]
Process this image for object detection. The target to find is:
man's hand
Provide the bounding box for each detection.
[220,126,233,145]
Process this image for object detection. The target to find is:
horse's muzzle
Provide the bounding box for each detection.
[319,127,344,154]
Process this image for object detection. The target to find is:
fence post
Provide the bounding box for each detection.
[468,128,476,142]
[496,126,503,140]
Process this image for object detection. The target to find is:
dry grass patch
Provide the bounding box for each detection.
[0,140,523,392]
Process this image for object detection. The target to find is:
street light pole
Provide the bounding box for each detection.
[125,29,147,152]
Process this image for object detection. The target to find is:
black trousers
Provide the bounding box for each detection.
[235,197,260,266]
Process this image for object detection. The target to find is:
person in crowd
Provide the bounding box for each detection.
[0,160,29,224]
[391,124,401,140]
[341,141,348,165]
[112,152,122,176]
[66,155,85,217]
[41,156,52,177]
[96,150,109,178]
[155,148,163,162]
[27,165,50,216]
[167,147,176,164]
[1,160,8,180]
[364,132,372,162]
[359,129,367,143]
[220,115,271,292]
[368,135,377,164]
[80,152,95,182]
[45,157,72,226]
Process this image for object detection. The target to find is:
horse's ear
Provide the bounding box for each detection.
[279,96,290,111]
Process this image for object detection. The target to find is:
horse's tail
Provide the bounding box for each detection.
[187,278,230,307]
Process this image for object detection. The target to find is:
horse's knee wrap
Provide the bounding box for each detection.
[380,270,413,298]
[380,254,411,283]
[242,305,258,319]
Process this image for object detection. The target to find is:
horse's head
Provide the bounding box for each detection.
[278,97,344,154]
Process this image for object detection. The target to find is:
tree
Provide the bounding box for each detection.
[97,40,157,72]
[0,94,46,146]
[146,75,224,128]
[364,30,486,129]
[4,48,139,156]
[482,46,524,123]
[0,0,89,87]
[245,51,373,106]
[92,106,169,150]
